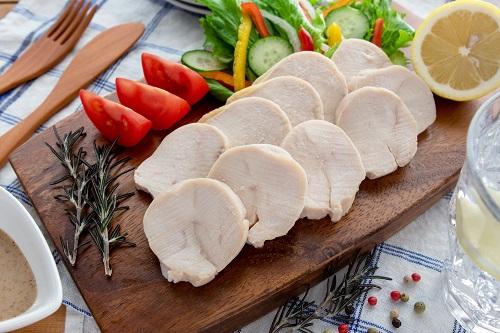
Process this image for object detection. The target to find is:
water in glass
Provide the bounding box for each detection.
[446,92,500,333]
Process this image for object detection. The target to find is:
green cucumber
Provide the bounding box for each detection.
[181,50,228,72]
[248,36,293,77]
[325,7,369,39]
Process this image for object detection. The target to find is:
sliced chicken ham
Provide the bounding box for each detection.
[349,65,437,133]
[253,52,347,123]
[143,178,249,287]
[336,87,418,179]
[134,123,228,197]
[226,76,323,126]
[282,120,365,221]
[208,144,307,247]
[331,38,391,86]
[199,97,291,147]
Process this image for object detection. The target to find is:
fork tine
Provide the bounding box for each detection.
[45,0,77,38]
[53,0,85,41]
[59,1,92,43]
[61,3,98,45]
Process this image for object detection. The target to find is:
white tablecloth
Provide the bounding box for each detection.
[1,0,496,332]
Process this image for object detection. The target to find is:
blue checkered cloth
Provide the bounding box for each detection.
[0,0,471,332]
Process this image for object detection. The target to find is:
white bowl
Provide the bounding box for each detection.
[0,187,62,332]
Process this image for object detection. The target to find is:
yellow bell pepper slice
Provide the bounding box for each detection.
[233,13,253,92]
[323,0,352,17]
[327,22,343,47]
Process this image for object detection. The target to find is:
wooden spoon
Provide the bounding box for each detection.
[0,23,145,167]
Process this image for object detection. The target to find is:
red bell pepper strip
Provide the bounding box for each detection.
[298,26,314,51]
[371,18,384,47]
[241,2,270,38]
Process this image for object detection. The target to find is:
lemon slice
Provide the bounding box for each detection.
[456,188,500,279]
[411,0,500,101]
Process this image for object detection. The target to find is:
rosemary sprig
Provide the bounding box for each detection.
[269,251,392,333]
[87,140,135,277]
[46,127,92,266]
[47,127,135,275]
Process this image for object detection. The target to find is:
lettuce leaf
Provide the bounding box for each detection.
[197,0,258,62]
[350,0,414,59]
[205,78,234,102]
[200,18,234,63]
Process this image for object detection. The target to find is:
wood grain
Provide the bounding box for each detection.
[10,89,483,332]
[0,2,15,18]
[0,22,144,167]
[13,306,66,333]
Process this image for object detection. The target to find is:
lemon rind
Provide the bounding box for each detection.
[411,0,500,101]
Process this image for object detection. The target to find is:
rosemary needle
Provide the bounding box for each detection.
[87,139,135,277]
[47,127,135,276]
[46,127,91,266]
[269,251,392,333]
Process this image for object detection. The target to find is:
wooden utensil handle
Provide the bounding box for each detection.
[0,98,60,166]
[0,71,20,95]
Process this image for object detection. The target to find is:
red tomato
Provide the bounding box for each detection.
[79,90,152,147]
[115,78,191,130]
[141,52,209,105]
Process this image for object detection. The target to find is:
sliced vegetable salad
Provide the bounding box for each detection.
[183,0,415,99]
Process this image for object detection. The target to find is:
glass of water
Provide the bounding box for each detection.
[445,91,500,333]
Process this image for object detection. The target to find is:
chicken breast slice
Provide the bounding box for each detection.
[331,38,391,87]
[208,144,307,248]
[253,52,347,123]
[336,87,418,179]
[282,120,365,222]
[349,65,437,133]
[199,97,292,147]
[134,123,228,197]
[143,178,249,287]
[226,76,323,126]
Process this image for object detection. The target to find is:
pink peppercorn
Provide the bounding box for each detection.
[390,290,401,301]
[368,296,378,306]
[338,323,349,333]
[411,273,421,282]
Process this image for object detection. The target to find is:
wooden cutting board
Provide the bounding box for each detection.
[9,89,483,332]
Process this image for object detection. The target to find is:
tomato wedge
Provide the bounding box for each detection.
[79,90,152,147]
[116,78,190,130]
[141,53,209,105]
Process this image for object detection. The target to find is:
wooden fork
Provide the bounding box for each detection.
[0,0,97,94]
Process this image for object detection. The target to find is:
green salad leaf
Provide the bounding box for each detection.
[200,18,234,63]
[205,78,234,102]
[350,0,414,59]
[197,0,259,63]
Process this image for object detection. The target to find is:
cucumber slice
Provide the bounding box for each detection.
[248,36,293,77]
[325,7,369,39]
[181,50,228,72]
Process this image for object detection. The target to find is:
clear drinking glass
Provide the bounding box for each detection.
[445,91,500,333]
